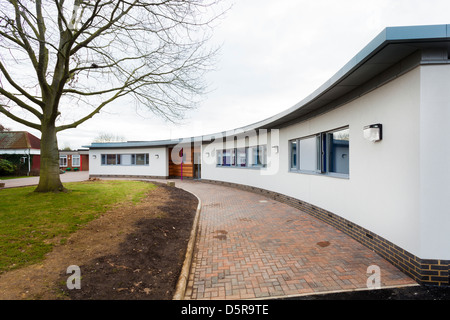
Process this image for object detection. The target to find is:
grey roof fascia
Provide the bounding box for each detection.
[86,138,184,149]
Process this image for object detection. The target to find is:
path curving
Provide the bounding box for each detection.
[176,180,417,300]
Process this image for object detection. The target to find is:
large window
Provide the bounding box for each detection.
[290,127,349,177]
[72,155,80,167]
[59,156,67,167]
[101,153,149,166]
[216,145,267,169]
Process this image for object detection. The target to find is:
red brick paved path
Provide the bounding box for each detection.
[177,181,417,300]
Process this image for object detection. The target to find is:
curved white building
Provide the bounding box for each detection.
[87,25,450,286]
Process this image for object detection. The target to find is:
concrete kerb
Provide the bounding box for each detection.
[173,189,202,300]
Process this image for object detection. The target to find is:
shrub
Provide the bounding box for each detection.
[0,159,16,176]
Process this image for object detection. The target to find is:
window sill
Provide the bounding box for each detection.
[289,169,349,179]
[216,166,267,170]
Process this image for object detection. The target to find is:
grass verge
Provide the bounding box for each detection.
[0,180,156,273]
[0,176,30,180]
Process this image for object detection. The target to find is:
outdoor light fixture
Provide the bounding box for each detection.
[92,155,97,159]
[155,154,159,159]
[363,124,382,142]
[272,146,279,154]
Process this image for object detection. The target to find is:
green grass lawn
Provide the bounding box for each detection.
[0,176,30,180]
[0,180,156,273]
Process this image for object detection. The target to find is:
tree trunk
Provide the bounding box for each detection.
[35,123,66,193]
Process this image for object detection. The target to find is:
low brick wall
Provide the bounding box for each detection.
[202,179,449,287]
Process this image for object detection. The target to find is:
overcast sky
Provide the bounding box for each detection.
[3,0,450,149]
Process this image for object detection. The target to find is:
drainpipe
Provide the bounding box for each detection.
[180,148,183,181]
[27,149,31,176]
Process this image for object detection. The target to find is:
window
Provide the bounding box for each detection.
[289,140,297,170]
[249,145,267,168]
[121,154,132,165]
[327,128,349,175]
[236,148,247,167]
[299,136,319,172]
[216,146,267,169]
[221,149,235,167]
[135,154,146,165]
[60,156,67,167]
[101,153,149,166]
[107,154,119,165]
[72,155,80,167]
[216,150,223,166]
[290,127,349,177]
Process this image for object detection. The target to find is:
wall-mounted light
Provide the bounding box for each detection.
[272,146,279,154]
[205,152,210,157]
[92,155,97,159]
[363,124,382,142]
[155,154,159,159]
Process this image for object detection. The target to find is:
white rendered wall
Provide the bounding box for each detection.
[202,67,425,258]
[89,147,168,177]
[419,64,450,260]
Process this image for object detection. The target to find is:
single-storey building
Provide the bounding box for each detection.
[0,131,41,175]
[59,149,90,172]
[86,24,450,286]
[88,139,201,179]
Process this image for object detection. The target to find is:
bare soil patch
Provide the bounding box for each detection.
[0,182,198,300]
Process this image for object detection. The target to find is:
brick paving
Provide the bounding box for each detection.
[177,181,417,300]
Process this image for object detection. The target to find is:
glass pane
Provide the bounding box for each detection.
[216,150,222,166]
[121,154,132,165]
[299,136,318,171]
[136,154,146,165]
[236,148,247,167]
[222,149,234,166]
[290,141,297,169]
[72,156,80,167]
[328,128,349,174]
[259,146,267,167]
[250,146,266,167]
[107,154,116,165]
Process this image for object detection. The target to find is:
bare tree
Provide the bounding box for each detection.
[0,0,222,192]
[93,132,126,143]
[0,123,10,131]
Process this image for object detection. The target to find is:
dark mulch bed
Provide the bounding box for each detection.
[59,182,198,300]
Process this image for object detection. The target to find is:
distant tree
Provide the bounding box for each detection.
[93,132,126,143]
[0,0,222,192]
[0,123,10,131]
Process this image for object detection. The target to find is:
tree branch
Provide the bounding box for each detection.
[0,85,43,120]
[56,89,127,132]
[0,104,41,130]
[0,60,44,108]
